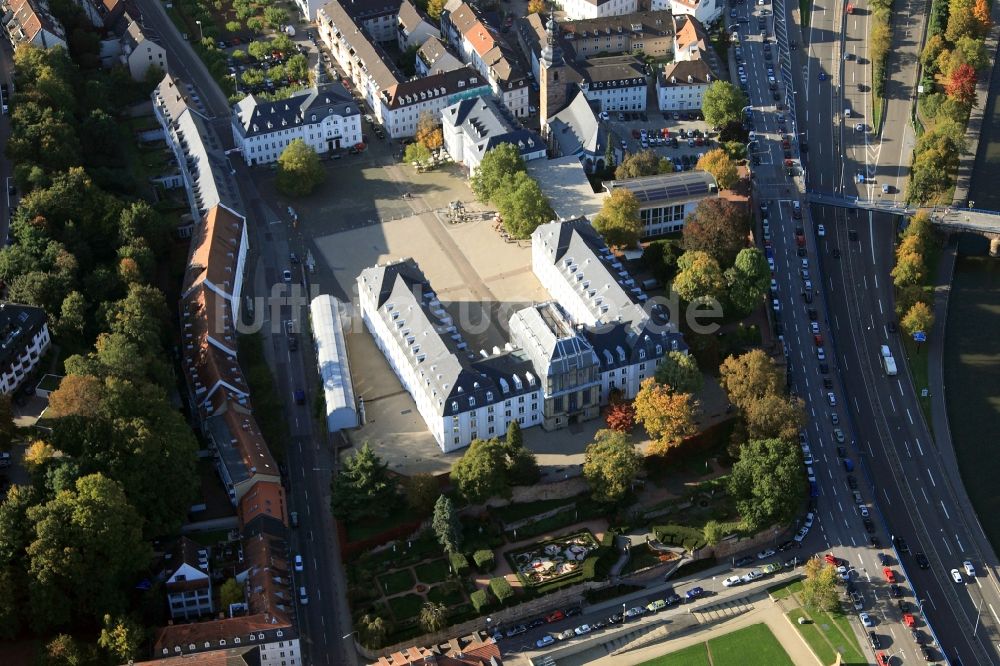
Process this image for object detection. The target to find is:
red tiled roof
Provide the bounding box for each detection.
[242,531,293,625]
[238,480,287,529]
[153,614,293,656]
[182,204,246,299]
[371,638,501,665]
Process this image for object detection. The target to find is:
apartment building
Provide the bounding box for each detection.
[232,81,362,164]
[397,0,439,51]
[559,10,673,59]
[654,0,722,27]
[0,0,65,49]
[415,36,465,77]
[0,302,50,395]
[117,20,167,82]
[656,58,716,110]
[162,537,213,621]
[441,1,530,117]
[577,54,647,112]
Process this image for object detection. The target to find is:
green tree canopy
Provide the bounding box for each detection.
[801,558,841,611]
[718,349,783,412]
[673,250,726,303]
[276,139,325,197]
[593,189,642,248]
[451,438,511,503]
[725,248,770,316]
[614,149,662,179]
[26,473,151,631]
[653,350,704,394]
[502,420,539,485]
[583,429,642,503]
[728,438,803,531]
[701,81,749,128]
[470,143,525,203]
[495,171,554,239]
[330,442,400,522]
[431,495,462,553]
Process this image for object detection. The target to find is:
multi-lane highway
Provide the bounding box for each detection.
[768,0,1000,659]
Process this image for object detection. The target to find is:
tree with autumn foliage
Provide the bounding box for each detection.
[696,149,739,189]
[946,63,978,105]
[415,112,444,151]
[527,0,546,13]
[902,301,935,337]
[633,378,699,454]
[973,0,992,32]
[605,400,636,432]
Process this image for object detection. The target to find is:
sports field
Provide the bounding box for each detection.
[635,623,794,666]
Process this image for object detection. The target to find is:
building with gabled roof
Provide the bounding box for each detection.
[358,217,687,451]
[162,536,214,621]
[545,88,618,174]
[379,66,492,138]
[558,10,673,60]
[153,74,242,223]
[370,636,502,665]
[656,57,718,111]
[441,94,545,176]
[654,0,722,28]
[673,12,709,60]
[574,53,648,112]
[1,0,65,49]
[397,0,438,51]
[415,36,465,77]
[238,480,288,530]
[151,615,298,663]
[203,397,281,505]
[113,19,167,82]
[74,0,123,29]
[231,81,362,164]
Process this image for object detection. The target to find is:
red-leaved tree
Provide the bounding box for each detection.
[605,401,636,433]
[946,63,978,105]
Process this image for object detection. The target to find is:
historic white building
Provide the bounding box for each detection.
[358,218,686,452]
[656,58,717,111]
[232,82,361,164]
[654,0,722,27]
[0,302,50,395]
[441,94,546,176]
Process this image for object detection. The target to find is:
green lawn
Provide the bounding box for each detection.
[378,569,415,596]
[387,593,424,622]
[639,642,710,666]
[415,559,450,585]
[787,606,867,666]
[638,624,793,666]
[767,578,804,600]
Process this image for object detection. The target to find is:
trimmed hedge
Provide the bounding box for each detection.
[489,576,514,603]
[473,549,495,572]
[652,524,707,551]
[449,551,470,575]
[470,589,491,612]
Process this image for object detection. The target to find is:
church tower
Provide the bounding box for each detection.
[539,15,566,138]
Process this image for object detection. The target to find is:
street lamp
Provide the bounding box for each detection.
[342,631,358,640]
[195,20,204,42]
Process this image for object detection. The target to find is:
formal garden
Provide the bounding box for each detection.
[334,343,811,650]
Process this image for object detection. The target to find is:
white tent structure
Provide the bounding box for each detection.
[310,294,358,432]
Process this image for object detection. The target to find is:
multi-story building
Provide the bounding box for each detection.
[0,302,50,395]
[162,537,213,621]
[441,1,530,117]
[318,0,492,137]
[358,258,544,452]
[558,10,673,60]
[531,219,687,402]
[603,171,719,236]
[656,58,717,110]
[655,0,722,28]
[337,0,402,43]
[554,0,638,21]
[672,13,709,61]
[232,81,362,164]
[577,54,647,112]
[397,0,439,51]
[117,20,167,82]
[75,0,123,29]
[415,36,466,77]
[359,218,686,451]
[441,94,545,176]
[152,74,241,223]
[545,89,618,174]
[0,0,65,49]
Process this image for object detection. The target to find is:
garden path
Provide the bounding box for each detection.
[471,519,610,591]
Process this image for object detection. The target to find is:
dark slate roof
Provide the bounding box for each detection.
[0,302,47,370]
[339,0,402,21]
[576,54,646,87]
[357,259,539,416]
[659,58,718,86]
[443,95,544,160]
[233,82,358,138]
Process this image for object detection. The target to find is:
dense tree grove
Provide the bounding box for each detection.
[0,36,197,655]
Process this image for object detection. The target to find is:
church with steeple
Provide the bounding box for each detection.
[539,16,568,138]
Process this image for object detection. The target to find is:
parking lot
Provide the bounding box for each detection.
[604,111,725,171]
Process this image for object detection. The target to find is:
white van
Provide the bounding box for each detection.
[299,586,309,605]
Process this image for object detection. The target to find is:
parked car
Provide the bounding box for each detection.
[685,586,705,601]
[723,575,743,587]
[574,624,592,636]
[535,635,555,649]
[624,606,646,618]
[545,611,565,623]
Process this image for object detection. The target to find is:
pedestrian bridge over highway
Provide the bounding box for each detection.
[804,191,1000,234]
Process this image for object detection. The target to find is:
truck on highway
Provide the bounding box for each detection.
[880,345,898,376]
